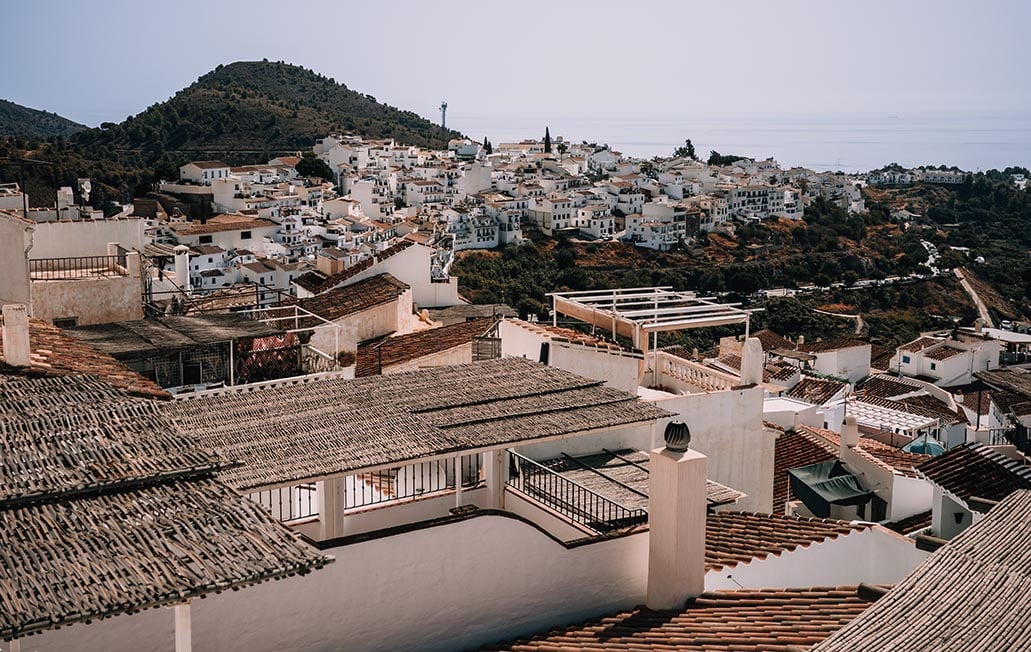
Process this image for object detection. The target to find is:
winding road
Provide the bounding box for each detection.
[954,268,993,328]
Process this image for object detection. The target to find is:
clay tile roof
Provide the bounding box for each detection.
[294,239,415,294]
[752,328,793,351]
[899,336,941,353]
[355,318,493,377]
[796,338,869,354]
[813,490,1031,652]
[481,586,875,651]
[798,425,930,478]
[884,509,932,535]
[0,374,330,639]
[765,362,798,383]
[172,216,272,236]
[274,273,409,328]
[705,511,868,570]
[787,375,847,405]
[859,374,923,399]
[923,346,964,361]
[171,357,671,491]
[773,429,837,509]
[0,318,168,399]
[917,442,1031,502]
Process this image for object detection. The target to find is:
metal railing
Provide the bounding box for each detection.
[345,454,483,510]
[988,428,1015,446]
[29,255,126,280]
[251,483,318,523]
[506,450,647,534]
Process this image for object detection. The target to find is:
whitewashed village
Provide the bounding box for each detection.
[3,125,1031,652]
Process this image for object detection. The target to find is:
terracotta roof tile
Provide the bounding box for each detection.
[774,429,837,509]
[917,443,1031,502]
[356,318,493,377]
[786,376,847,405]
[923,346,964,361]
[798,425,930,478]
[859,374,922,399]
[482,586,875,651]
[899,336,941,353]
[884,509,932,535]
[0,319,168,399]
[294,239,415,294]
[751,328,793,351]
[705,511,868,571]
[274,273,409,328]
[796,338,869,354]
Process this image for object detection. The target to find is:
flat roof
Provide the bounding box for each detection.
[67,313,284,358]
[549,287,753,342]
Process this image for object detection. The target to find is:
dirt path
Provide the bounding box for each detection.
[812,308,865,336]
[954,268,993,327]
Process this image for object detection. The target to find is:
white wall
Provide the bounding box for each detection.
[27,515,648,652]
[0,215,31,307]
[705,526,928,591]
[814,346,870,384]
[651,387,773,513]
[29,219,144,258]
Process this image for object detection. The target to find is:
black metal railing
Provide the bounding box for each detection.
[345,453,483,510]
[28,255,126,280]
[252,483,318,523]
[506,450,648,534]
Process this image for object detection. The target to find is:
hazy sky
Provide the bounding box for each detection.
[2,0,1029,130]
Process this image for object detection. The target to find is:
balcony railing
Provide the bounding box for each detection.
[29,255,127,280]
[506,450,647,534]
[251,483,318,523]
[346,454,483,510]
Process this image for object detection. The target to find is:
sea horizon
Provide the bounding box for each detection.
[449,112,1031,174]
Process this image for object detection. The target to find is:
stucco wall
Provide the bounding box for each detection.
[705,526,928,591]
[30,219,144,258]
[27,515,648,652]
[650,387,773,513]
[0,216,31,307]
[30,276,143,325]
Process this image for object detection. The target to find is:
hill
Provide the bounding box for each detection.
[70,60,456,153]
[0,60,461,207]
[0,99,86,138]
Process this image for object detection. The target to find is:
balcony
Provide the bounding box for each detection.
[29,254,129,281]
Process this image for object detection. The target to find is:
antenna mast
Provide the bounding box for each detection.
[440,100,448,151]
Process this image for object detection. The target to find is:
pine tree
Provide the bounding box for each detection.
[544,127,552,154]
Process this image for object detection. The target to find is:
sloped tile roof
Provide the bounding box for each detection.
[885,509,932,535]
[171,357,671,491]
[0,374,331,640]
[705,511,868,571]
[481,586,875,651]
[859,374,922,399]
[786,375,847,405]
[814,490,1031,651]
[917,443,1031,502]
[773,429,837,509]
[294,239,415,294]
[275,272,409,329]
[796,338,869,354]
[798,426,930,478]
[751,328,793,351]
[0,318,168,399]
[898,336,942,353]
[355,318,493,377]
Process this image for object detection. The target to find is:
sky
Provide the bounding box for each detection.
[2,0,1030,169]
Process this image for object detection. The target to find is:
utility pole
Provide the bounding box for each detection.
[440,100,448,152]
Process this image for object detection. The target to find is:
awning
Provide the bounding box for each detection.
[789,459,873,518]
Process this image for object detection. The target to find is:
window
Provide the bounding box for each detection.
[182,362,202,385]
[199,235,213,244]
[241,231,251,240]
[902,355,911,364]
[930,362,937,371]
[53,316,78,328]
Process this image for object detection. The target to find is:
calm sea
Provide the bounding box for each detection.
[449,114,1031,173]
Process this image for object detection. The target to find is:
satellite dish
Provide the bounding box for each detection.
[78,178,92,203]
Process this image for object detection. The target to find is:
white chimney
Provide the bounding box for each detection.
[841,415,859,457]
[173,245,192,292]
[797,335,805,346]
[740,336,764,385]
[2,304,31,367]
[647,421,707,610]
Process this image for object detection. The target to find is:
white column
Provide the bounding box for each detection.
[317,477,346,540]
[454,455,464,508]
[483,449,506,509]
[9,639,21,652]
[1,304,31,367]
[174,602,191,652]
[739,336,763,386]
[647,446,707,610]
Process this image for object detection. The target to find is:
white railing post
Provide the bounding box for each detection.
[174,602,192,652]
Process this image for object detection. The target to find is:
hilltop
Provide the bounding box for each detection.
[0,99,86,138]
[0,60,461,206]
[70,60,456,153]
